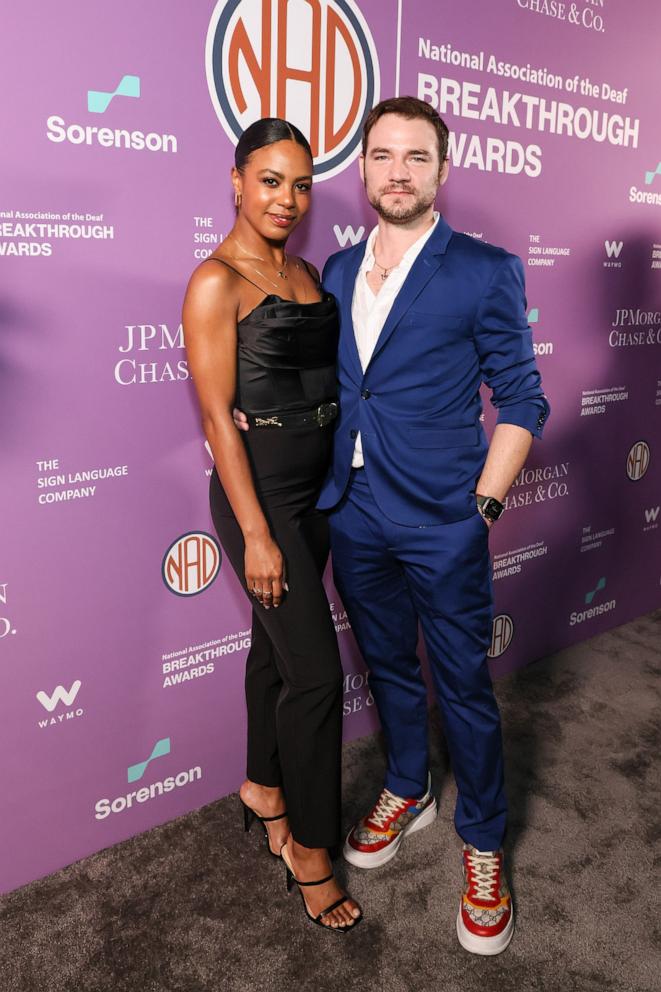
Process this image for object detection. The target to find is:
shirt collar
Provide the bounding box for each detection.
[362,210,440,269]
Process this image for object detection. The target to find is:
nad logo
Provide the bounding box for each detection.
[87,75,140,113]
[644,162,661,186]
[585,576,606,606]
[206,0,380,181]
[36,681,82,712]
[127,737,171,783]
[604,240,623,259]
[487,614,514,658]
[627,441,650,481]
[162,532,221,596]
[334,224,365,247]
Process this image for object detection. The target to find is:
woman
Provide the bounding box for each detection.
[182,118,362,932]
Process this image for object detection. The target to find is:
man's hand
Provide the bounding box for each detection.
[233,407,249,432]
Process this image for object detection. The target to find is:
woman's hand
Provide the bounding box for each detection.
[245,534,285,609]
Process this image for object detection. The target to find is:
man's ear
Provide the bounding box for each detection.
[438,157,450,187]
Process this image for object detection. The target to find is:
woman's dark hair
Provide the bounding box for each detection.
[235,118,313,172]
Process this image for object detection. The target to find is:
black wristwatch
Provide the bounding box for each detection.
[476,494,505,522]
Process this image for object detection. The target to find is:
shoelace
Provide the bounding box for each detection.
[368,789,410,829]
[466,849,500,902]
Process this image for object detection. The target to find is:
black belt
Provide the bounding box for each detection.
[248,401,339,429]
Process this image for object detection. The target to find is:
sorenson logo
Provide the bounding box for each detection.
[626,441,650,481]
[527,307,554,356]
[127,737,171,783]
[47,76,177,154]
[94,738,202,820]
[645,161,661,186]
[206,0,380,180]
[487,614,514,658]
[162,532,221,595]
[570,577,616,626]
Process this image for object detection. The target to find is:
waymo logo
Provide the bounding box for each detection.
[94,738,202,820]
[604,240,623,259]
[87,74,140,113]
[333,224,365,247]
[37,681,84,729]
[36,681,82,712]
[644,505,660,531]
[127,737,171,783]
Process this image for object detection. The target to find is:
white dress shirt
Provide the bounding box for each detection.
[351,211,440,467]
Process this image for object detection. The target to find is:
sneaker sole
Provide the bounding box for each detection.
[455,906,514,956]
[342,797,438,869]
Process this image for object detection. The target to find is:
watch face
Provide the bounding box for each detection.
[481,497,504,521]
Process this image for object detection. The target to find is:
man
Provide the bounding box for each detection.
[317,96,549,955]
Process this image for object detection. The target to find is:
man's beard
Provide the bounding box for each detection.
[367,184,435,224]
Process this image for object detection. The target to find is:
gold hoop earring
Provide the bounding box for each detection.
[234,190,242,208]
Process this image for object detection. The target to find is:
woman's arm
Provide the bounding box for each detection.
[182,262,284,608]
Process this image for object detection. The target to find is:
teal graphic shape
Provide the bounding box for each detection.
[585,576,606,605]
[127,737,171,783]
[87,75,140,113]
[527,308,540,324]
[644,162,661,185]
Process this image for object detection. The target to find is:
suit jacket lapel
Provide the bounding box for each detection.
[368,216,454,366]
[339,244,365,382]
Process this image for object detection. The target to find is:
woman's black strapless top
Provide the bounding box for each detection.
[235,294,339,416]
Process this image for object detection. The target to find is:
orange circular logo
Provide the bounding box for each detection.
[162,532,221,596]
[206,0,380,180]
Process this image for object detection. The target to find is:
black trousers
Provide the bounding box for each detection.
[209,425,343,849]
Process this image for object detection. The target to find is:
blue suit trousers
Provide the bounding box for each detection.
[328,469,507,851]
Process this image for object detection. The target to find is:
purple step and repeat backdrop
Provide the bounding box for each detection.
[1,0,660,894]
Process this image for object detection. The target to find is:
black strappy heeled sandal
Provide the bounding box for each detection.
[241,799,287,859]
[281,844,363,934]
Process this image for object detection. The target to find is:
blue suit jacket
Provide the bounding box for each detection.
[318,216,550,525]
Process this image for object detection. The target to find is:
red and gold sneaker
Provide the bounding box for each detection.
[343,777,437,869]
[456,844,514,955]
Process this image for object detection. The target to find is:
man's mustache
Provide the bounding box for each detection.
[381,185,415,195]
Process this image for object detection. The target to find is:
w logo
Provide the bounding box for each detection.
[333,224,365,247]
[604,240,623,259]
[644,506,660,524]
[36,681,82,712]
[206,0,379,180]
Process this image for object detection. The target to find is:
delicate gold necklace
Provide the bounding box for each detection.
[373,252,402,282]
[231,235,291,280]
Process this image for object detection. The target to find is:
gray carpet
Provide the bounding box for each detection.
[2,611,660,992]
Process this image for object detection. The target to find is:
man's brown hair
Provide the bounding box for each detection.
[362,96,450,163]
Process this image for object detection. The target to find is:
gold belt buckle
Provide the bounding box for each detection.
[315,402,338,427]
[254,415,283,427]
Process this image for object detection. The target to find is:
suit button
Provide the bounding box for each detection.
[361,389,371,399]
[350,429,357,439]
